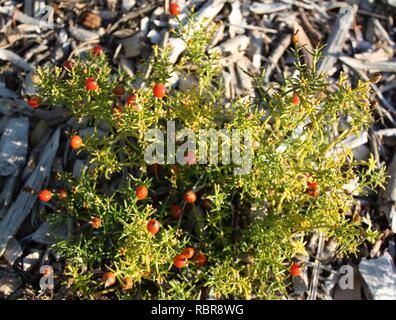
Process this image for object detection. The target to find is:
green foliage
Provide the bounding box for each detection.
[33,14,385,299]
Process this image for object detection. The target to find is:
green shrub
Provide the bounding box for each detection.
[33,15,385,299]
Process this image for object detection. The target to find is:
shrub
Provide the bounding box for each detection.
[33,14,385,299]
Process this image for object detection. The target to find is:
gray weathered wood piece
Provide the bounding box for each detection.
[0,49,34,72]
[317,4,357,74]
[69,26,99,42]
[0,174,19,219]
[339,56,396,73]
[264,33,292,82]
[307,232,325,300]
[3,237,23,266]
[29,221,68,245]
[249,2,291,15]
[379,152,396,232]
[0,128,60,257]
[0,117,29,176]
[359,252,396,300]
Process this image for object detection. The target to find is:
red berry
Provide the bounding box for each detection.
[126,95,143,111]
[195,252,206,266]
[85,77,98,91]
[292,30,299,45]
[169,3,181,16]
[57,189,67,200]
[112,105,123,116]
[173,254,187,268]
[126,95,136,105]
[153,83,166,98]
[102,272,116,287]
[121,277,133,290]
[92,45,104,56]
[309,189,320,197]
[184,190,196,204]
[86,77,95,82]
[136,185,148,200]
[202,198,212,210]
[182,247,194,259]
[307,180,319,190]
[185,151,196,165]
[70,135,83,149]
[27,97,41,108]
[147,219,160,235]
[290,263,302,277]
[170,204,183,219]
[38,189,53,202]
[89,217,102,229]
[62,60,74,70]
[113,86,125,96]
[292,94,300,105]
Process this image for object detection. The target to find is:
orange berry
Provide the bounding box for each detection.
[309,189,320,197]
[292,30,299,45]
[27,97,41,108]
[153,83,166,98]
[89,217,101,229]
[195,252,206,266]
[173,254,187,268]
[38,189,53,202]
[102,272,116,287]
[92,45,104,55]
[113,86,125,96]
[85,77,98,91]
[182,247,194,259]
[136,185,148,200]
[170,204,183,219]
[57,189,68,200]
[184,190,196,204]
[121,277,133,290]
[126,95,136,105]
[112,105,123,116]
[169,3,181,16]
[70,135,83,149]
[202,199,212,210]
[62,60,74,70]
[290,263,302,277]
[307,180,319,190]
[147,219,160,235]
[292,94,300,105]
